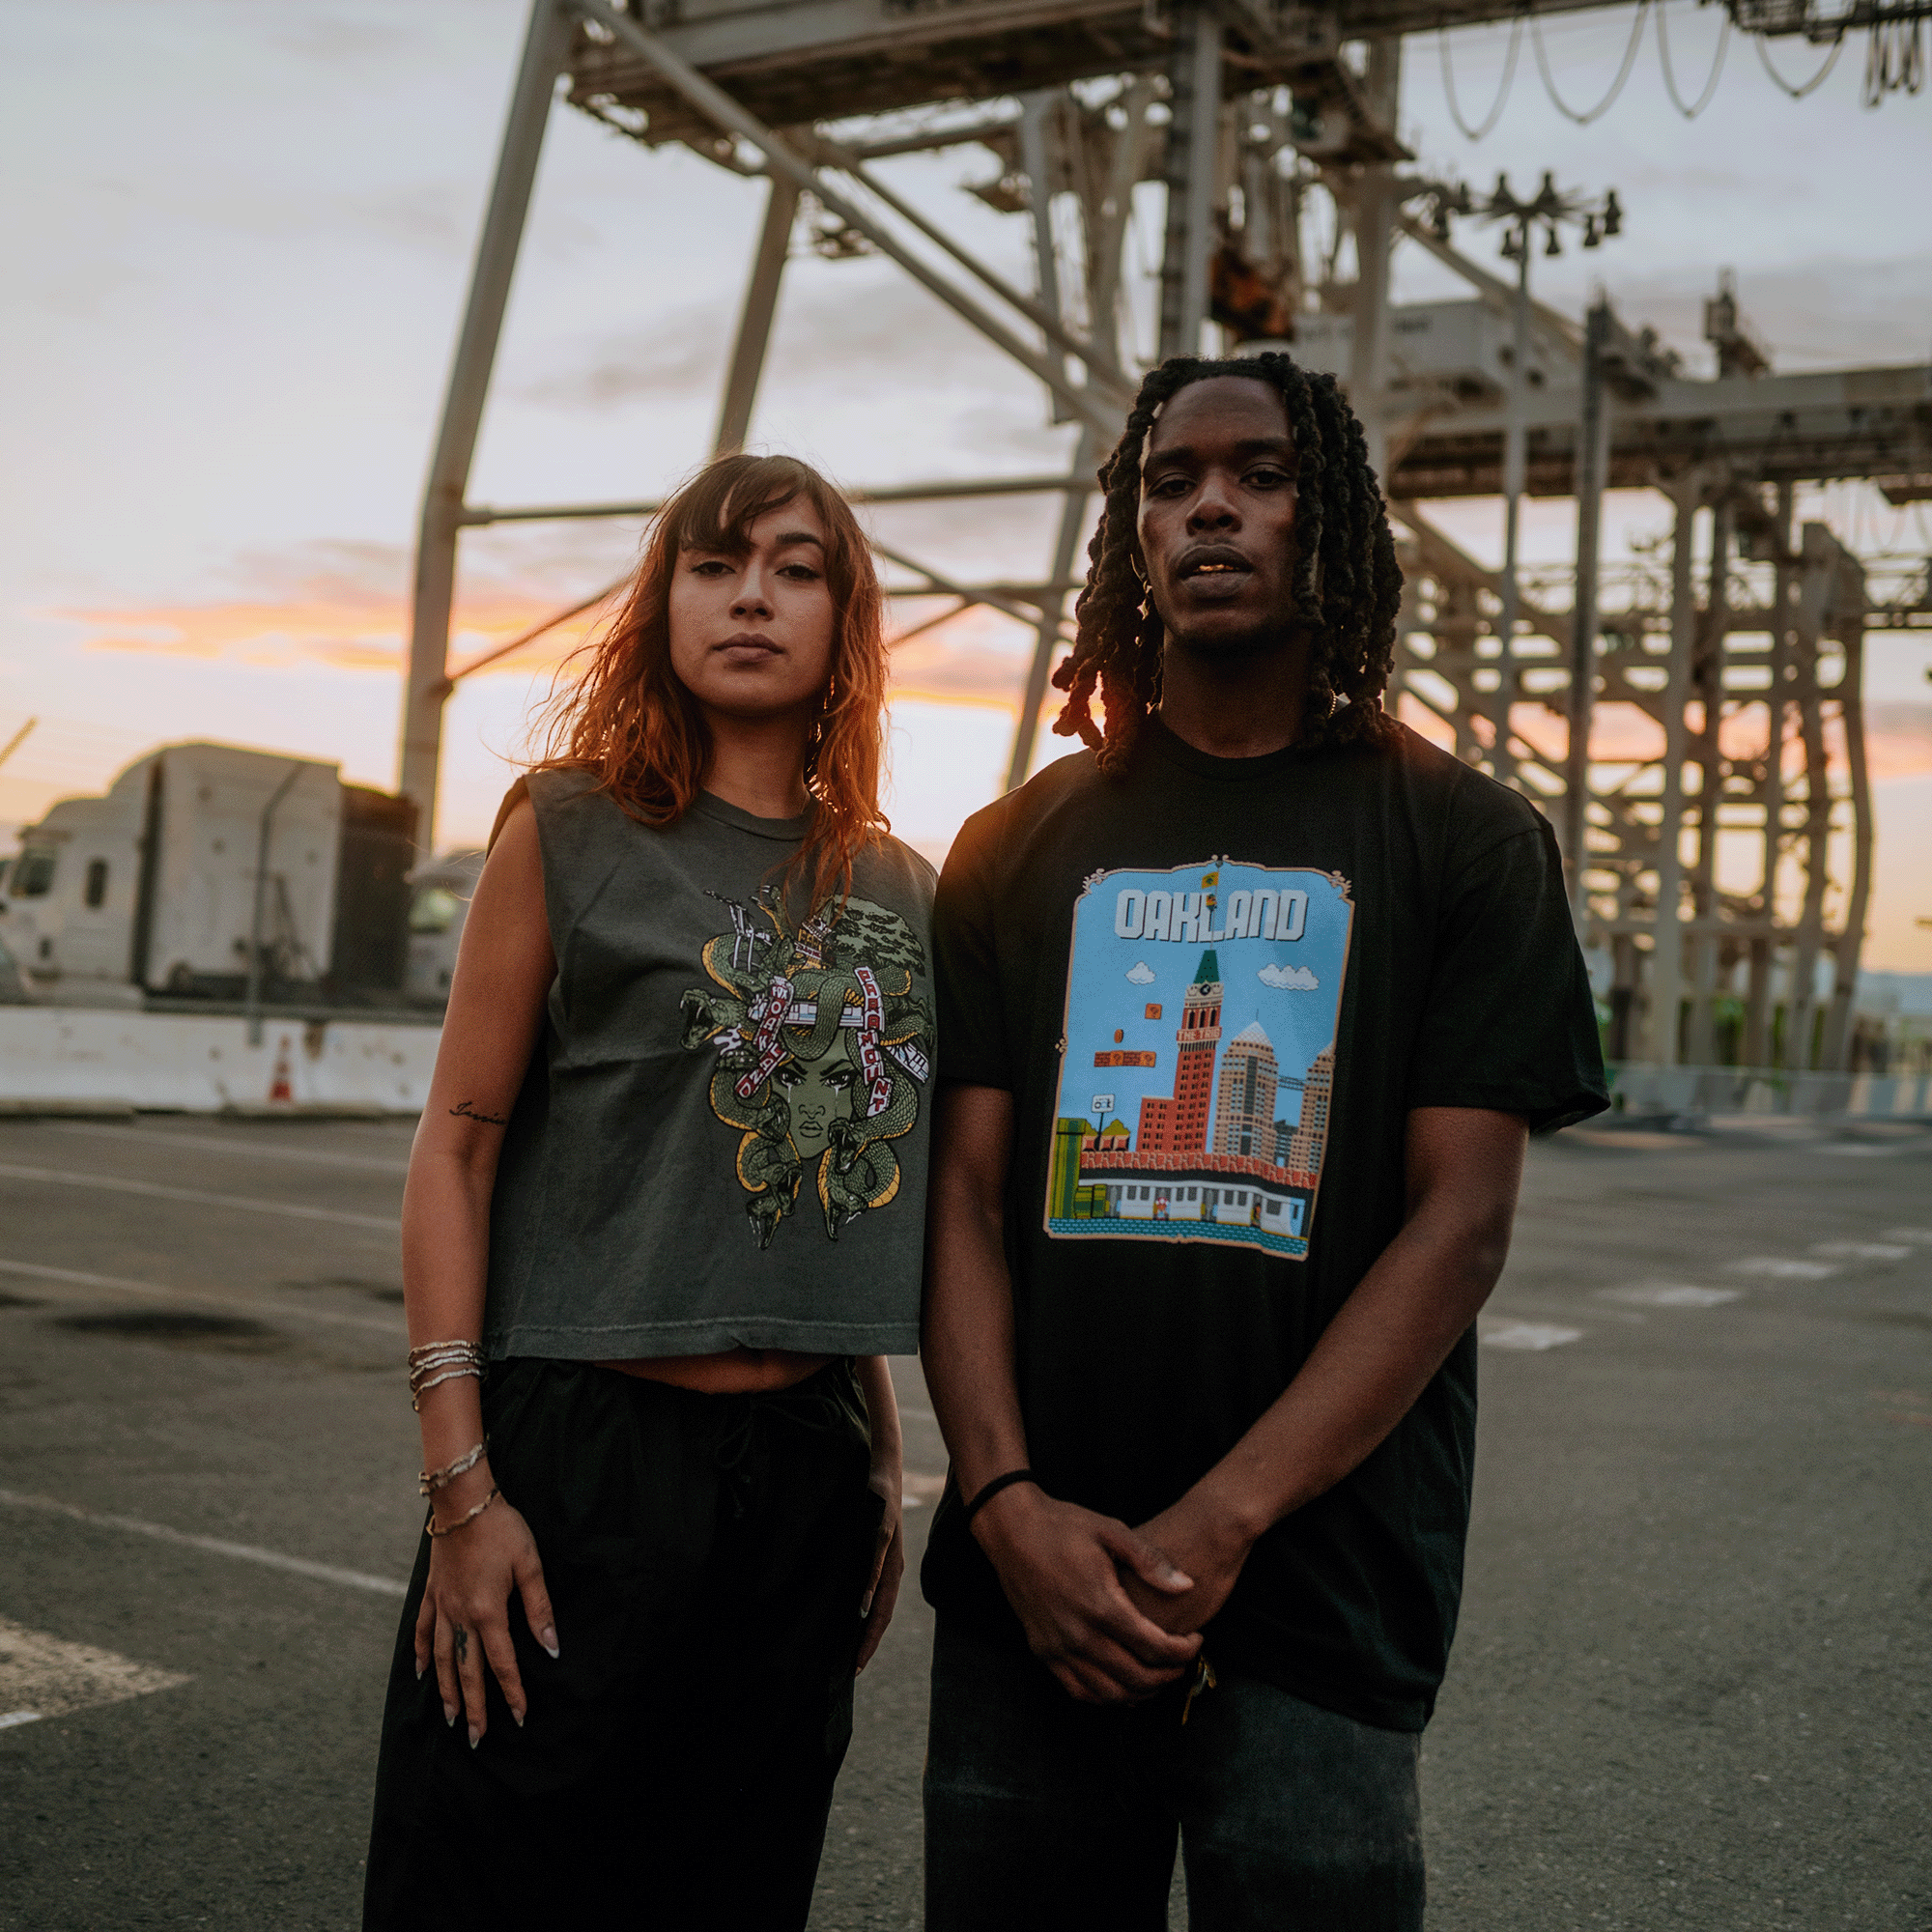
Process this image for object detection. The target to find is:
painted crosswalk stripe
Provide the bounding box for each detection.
[50,1122,411,1176]
[1728,1258,1839,1279]
[1480,1321,1583,1351]
[1600,1283,1742,1308]
[1880,1229,1932,1243]
[0,1256,403,1338]
[0,1617,189,1726]
[0,1161,398,1232]
[1811,1241,1911,1260]
[0,1487,408,1597]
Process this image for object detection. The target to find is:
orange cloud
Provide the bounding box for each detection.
[1867,703,1932,781]
[54,566,1052,715]
[887,602,1038,710]
[1396,693,1932,784]
[65,585,608,677]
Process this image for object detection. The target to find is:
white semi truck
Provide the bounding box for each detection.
[0,740,464,1010]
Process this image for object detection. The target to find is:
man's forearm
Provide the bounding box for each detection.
[1130,1107,1528,1626]
[923,1084,1208,1699]
[921,1086,1032,1503]
[1186,1200,1511,1543]
[922,1182,1031,1501]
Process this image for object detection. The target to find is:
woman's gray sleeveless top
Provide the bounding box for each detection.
[483,770,936,1360]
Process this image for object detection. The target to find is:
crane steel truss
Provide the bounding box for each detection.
[1358,281,1929,1079]
[402,0,1932,1086]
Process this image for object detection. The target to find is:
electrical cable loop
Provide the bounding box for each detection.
[1754,23,1847,96]
[1861,11,1922,104]
[1657,0,1733,115]
[1532,0,1652,124]
[1441,9,1524,140]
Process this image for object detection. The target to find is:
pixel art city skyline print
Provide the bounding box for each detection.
[1045,859,1352,1260]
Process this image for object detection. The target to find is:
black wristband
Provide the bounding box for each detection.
[961,1467,1037,1524]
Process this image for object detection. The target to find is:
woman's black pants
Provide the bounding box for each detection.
[362,1357,881,1931]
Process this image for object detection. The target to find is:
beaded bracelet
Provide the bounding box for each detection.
[418,1438,489,1497]
[426,1487,500,1538]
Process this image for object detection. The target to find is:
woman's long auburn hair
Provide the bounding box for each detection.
[530,453,890,905]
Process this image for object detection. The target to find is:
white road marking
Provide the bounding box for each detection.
[0,1616,189,1724]
[1880,1229,1932,1243]
[1728,1258,1841,1279]
[0,1487,409,1598]
[0,1710,43,1730]
[1599,1283,1743,1308]
[1564,1129,1686,1151]
[1479,1321,1583,1351]
[50,1122,411,1176]
[1811,1241,1912,1261]
[1820,1144,1916,1158]
[0,1160,398,1232]
[0,1256,404,1337]
[902,1473,947,1509]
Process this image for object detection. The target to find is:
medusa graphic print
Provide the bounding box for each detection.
[1045,860,1351,1260]
[681,892,932,1249]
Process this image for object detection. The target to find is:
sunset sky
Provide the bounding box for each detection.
[3,1,1928,965]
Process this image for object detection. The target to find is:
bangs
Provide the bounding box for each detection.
[667,454,826,558]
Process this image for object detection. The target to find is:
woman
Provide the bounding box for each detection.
[363,453,935,1930]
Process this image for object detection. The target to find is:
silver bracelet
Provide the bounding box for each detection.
[407,1340,486,1409]
[418,1437,489,1497]
[410,1362,483,1412]
[426,1487,500,1538]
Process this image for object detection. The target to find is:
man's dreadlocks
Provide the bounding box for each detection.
[1052,353,1404,774]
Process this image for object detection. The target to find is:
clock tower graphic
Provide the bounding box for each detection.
[1136,952,1222,1154]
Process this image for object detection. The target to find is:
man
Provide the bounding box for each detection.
[919,355,1607,1930]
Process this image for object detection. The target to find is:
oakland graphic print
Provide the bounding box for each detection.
[1045,859,1351,1260]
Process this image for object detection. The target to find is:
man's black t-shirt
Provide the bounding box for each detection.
[921,716,1607,1731]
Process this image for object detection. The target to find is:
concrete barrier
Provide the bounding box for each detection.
[0,1008,440,1114]
[1607,1062,1932,1122]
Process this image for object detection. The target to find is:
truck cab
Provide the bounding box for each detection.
[0,742,420,1007]
[0,773,148,997]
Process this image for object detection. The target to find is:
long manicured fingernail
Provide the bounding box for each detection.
[859,1593,874,1618]
[540,1627,559,1660]
[442,1703,457,1727]
[414,1662,424,1681]
[513,1709,525,1729]
[468,1724,481,1750]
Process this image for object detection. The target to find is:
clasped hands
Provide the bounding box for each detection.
[971,1484,1256,1705]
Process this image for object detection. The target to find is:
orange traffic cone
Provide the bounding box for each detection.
[269,1037,295,1105]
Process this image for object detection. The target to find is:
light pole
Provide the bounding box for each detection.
[1428,174,1622,785]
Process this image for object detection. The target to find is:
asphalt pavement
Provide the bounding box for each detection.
[0,1109,1927,1930]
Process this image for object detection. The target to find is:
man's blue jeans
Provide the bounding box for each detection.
[923,1617,1426,1931]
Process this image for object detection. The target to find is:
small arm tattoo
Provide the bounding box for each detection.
[451,1100,509,1126]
